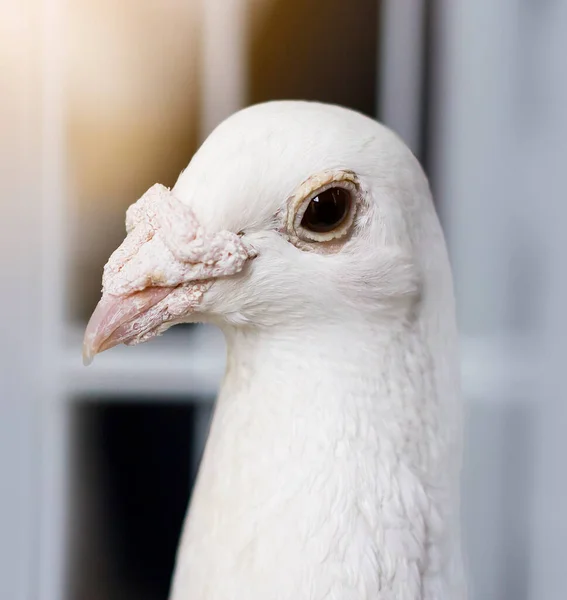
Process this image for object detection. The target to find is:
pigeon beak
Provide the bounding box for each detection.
[82,286,175,366]
[82,183,256,366]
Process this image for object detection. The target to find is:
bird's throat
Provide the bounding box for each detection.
[169,326,463,600]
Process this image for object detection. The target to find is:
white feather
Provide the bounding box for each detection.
[166,101,465,600]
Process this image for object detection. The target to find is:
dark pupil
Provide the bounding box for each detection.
[300,187,350,233]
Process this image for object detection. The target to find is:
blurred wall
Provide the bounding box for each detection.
[66,0,202,321]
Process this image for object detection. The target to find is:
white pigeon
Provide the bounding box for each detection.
[83,101,465,600]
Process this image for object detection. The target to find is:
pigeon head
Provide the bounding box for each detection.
[83,101,429,363]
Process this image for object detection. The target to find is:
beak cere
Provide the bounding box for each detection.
[82,184,256,365]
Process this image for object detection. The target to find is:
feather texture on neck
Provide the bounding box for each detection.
[171,304,464,600]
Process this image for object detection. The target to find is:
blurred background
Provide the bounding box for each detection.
[1,0,566,599]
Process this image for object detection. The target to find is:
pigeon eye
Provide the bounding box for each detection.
[287,172,360,245]
[292,182,357,243]
[300,187,351,234]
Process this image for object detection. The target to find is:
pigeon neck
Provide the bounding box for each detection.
[170,321,464,600]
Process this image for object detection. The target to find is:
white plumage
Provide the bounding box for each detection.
[84,101,465,600]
